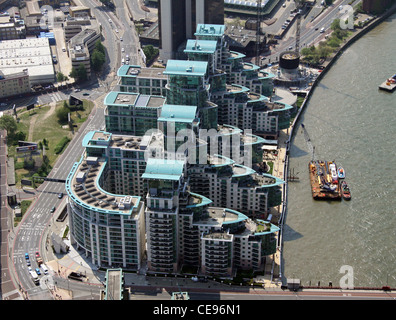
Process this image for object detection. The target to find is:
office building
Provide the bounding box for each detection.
[158,0,224,62]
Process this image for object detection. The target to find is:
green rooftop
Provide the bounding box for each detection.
[164,60,208,77]
[158,104,197,123]
[184,39,218,54]
[142,158,185,181]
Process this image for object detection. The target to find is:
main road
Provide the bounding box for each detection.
[262,0,359,65]
[6,0,149,299]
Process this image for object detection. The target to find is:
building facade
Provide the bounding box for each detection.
[0,69,30,99]
[158,0,224,62]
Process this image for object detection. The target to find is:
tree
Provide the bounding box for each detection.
[91,50,106,72]
[77,64,87,81]
[56,104,70,124]
[94,40,105,55]
[69,64,88,82]
[0,114,17,136]
[57,72,65,83]
[143,45,159,63]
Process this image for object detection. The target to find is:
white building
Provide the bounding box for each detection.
[0,37,55,85]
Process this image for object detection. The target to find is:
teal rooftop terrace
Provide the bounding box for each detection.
[158,104,198,124]
[164,60,208,77]
[194,24,225,38]
[184,39,218,54]
[142,158,185,181]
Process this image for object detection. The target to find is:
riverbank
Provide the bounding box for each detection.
[278,3,396,288]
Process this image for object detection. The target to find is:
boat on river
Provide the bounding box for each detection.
[337,166,345,179]
[341,180,351,200]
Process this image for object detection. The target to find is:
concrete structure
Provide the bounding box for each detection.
[103,269,125,300]
[0,37,55,85]
[68,27,100,79]
[157,0,224,62]
[0,69,30,98]
[0,14,26,40]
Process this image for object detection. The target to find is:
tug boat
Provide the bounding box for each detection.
[337,166,345,179]
[341,180,351,200]
[329,162,338,183]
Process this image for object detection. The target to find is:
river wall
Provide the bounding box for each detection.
[278,4,396,286]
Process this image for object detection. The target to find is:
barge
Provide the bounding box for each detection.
[309,160,342,200]
[379,74,396,92]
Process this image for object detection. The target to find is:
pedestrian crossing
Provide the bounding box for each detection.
[38,91,67,105]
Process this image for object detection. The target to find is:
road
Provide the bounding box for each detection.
[262,0,358,65]
[4,0,130,299]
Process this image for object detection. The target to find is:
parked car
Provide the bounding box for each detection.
[58,192,63,199]
[50,206,56,213]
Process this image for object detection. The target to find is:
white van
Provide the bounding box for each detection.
[41,263,49,275]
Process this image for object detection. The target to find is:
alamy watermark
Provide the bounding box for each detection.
[142,127,254,169]
[339,265,354,289]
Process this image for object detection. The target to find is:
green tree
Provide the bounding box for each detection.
[143,45,159,63]
[56,104,70,124]
[57,72,65,83]
[69,64,88,82]
[0,114,17,136]
[77,63,87,81]
[94,40,106,55]
[91,50,106,72]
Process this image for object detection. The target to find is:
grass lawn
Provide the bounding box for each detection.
[10,99,94,186]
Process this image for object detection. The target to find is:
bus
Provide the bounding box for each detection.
[29,270,39,285]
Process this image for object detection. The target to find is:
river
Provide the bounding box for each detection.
[283,13,396,288]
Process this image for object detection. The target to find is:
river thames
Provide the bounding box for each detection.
[283,13,396,288]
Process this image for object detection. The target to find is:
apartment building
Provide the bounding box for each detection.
[104,91,165,136]
[66,149,146,269]
[0,69,30,99]
[0,15,26,40]
[188,153,284,218]
[117,65,167,97]
[143,158,279,277]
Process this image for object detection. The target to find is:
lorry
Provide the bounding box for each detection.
[36,251,43,266]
